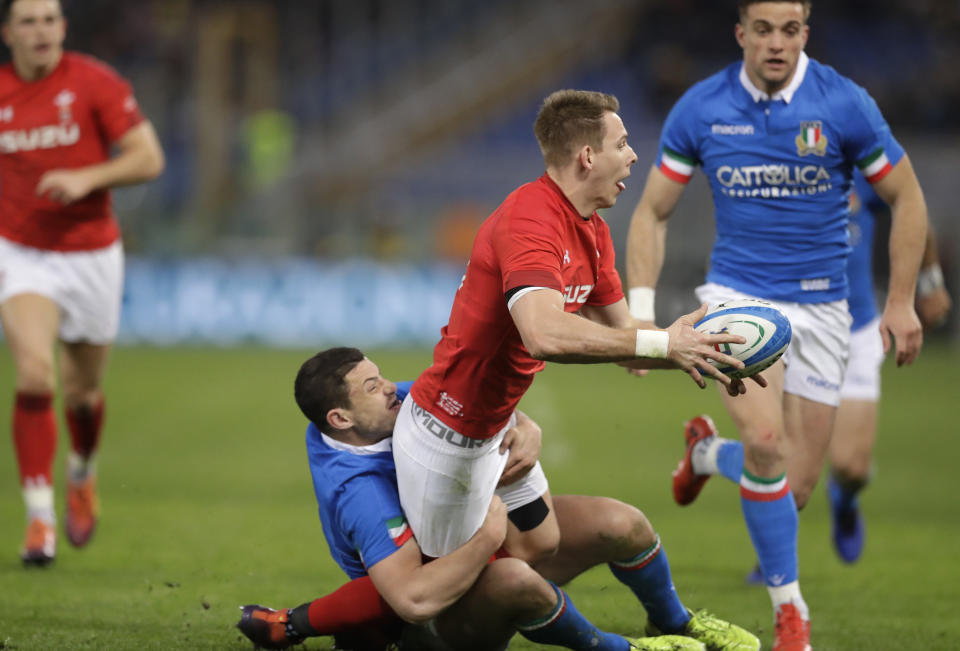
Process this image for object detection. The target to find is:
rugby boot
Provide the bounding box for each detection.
[672,415,718,505]
[772,603,811,651]
[627,635,706,650]
[21,517,55,567]
[66,476,99,548]
[827,476,865,563]
[647,609,760,651]
[237,605,303,649]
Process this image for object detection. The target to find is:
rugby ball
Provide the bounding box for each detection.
[694,299,792,379]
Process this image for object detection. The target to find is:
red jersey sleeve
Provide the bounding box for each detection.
[495,192,566,295]
[585,216,625,307]
[87,59,145,143]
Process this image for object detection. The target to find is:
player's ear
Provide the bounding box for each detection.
[734,22,746,48]
[326,408,353,432]
[578,145,593,171]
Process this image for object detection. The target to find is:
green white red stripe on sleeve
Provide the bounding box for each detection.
[857,147,893,184]
[660,146,695,184]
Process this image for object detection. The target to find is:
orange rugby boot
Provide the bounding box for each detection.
[21,518,56,567]
[672,415,718,506]
[66,476,99,548]
[237,605,303,649]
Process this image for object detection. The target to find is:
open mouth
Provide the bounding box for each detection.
[388,397,401,411]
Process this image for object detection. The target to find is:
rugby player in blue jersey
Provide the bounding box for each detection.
[238,348,759,651]
[625,2,928,649]
[825,174,950,563]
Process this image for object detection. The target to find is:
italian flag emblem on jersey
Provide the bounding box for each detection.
[795,121,828,156]
[659,146,695,184]
[386,516,413,547]
[857,147,894,183]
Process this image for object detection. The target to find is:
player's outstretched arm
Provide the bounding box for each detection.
[36,121,165,204]
[511,290,747,389]
[626,165,687,325]
[367,497,507,624]
[873,155,926,365]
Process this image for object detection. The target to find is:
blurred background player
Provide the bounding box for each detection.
[237,347,758,651]
[825,171,951,563]
[0,0,164,565]
[625,1,928,649]
[395,89,754,571]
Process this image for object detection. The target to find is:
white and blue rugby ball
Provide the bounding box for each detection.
[694,299,792,379]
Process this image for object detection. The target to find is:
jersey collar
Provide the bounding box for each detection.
[739,51,809,104]
[320,431,393,455]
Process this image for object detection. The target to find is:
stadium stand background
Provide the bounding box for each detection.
[2,0,957,345]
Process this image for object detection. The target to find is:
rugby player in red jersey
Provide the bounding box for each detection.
[393,90,760,564]
[0,0,164,565]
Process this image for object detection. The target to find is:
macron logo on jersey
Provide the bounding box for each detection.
[0,106,13,122]
[712,124,755,135]
[0,123,80,153]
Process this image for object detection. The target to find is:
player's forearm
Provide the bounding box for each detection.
[83,122,165,192]
[626,201,667,293]
[523,310,657,364]
[885,189,927,305]
[392,528,500,623]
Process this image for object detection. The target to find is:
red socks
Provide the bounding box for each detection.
[13,392,57,487]
[66,398,105,459]
[289,576,398,636]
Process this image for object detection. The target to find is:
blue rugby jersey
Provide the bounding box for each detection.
[305,380,414,579]
[656,52,904,303]
[847,172,886,330]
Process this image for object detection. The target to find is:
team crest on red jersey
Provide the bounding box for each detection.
[54,90,76,123]
[795,121,828,157]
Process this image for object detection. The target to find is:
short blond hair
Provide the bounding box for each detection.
[533,90,619,169]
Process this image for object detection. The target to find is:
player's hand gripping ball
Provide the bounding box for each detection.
[694,299,792,379]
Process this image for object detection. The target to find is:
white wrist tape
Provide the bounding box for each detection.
[635,329,669,358]
[629,287,656,322]
[917,264,945,297]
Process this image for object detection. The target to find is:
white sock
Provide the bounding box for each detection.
[769,581,809,620]
[23,477,55,525]
[691,436,724,476]
[67,451,97,482]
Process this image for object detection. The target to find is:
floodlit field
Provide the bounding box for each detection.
[0,344,958,650]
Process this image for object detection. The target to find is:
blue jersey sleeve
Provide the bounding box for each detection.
[656,88,702,184]
[841,80,905,182]
[334,473,412,574]
[395,381,413,402]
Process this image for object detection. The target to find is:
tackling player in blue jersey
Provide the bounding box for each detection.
[625,2,928,650]
[238,348,760,651]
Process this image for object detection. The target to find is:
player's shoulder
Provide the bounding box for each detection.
[497,177,565,226]
[801,56,866,101]
[62,51,129,84]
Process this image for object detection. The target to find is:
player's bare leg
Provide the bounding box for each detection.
[1,293,61,565]
[783,394,836,510]
[718,362,810,649]
[59,341,112,548]
[502,491,559,564]
[826,399,875,562]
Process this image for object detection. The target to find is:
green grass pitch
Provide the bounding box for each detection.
[0,343,958,650]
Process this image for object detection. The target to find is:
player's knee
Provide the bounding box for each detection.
[62,387,102,412]
[14,352,55,394]
[743,431,784,473]
[485,558,557,615]
[599,498,656,555]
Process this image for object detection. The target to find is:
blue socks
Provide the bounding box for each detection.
[740,471,799,586]
[609,536,690,634]
[517,583,632,651]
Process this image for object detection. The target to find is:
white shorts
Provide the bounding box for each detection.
[696,283,851,406]
[839,318,884,402]
[392,395,550,558]
[0,236,124,344]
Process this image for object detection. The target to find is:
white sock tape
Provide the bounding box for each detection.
[635,329,669,358]
[917,264,945,297]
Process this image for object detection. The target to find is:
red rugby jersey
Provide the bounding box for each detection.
[411,174,624,439]
[0,52,145,251]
